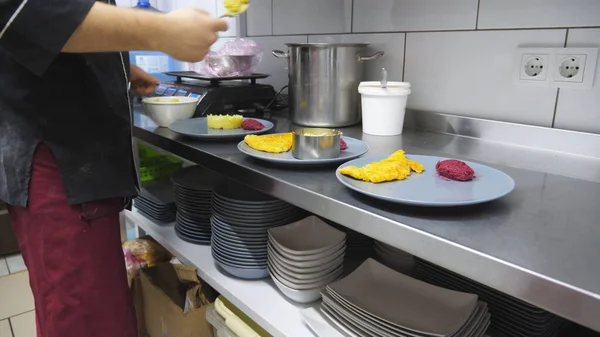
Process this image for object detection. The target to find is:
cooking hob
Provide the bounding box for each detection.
[149,72,277,118]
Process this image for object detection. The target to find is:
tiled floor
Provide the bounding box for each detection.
[4,256,25,275]
[0,255,35,337]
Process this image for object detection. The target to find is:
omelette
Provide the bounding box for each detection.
[244,133,293,153]
[339,150,425,183]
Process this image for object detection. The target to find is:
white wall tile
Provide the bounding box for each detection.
[273,0,352,35]
[251,35,308,90]
[554,29,600,134]
[170,0,234,35]
[479,0,600,29]
[404,30,566,126]
[115,0,132,7]
[156,0,176,11]
[353,0,478,33]
[175,0,217,16]
[309,33,405,82]
[215,0,239,37]
[246,0,272,36]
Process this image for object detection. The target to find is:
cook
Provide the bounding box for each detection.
[0,1,227,336]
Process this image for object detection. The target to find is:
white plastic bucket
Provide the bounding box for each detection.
[358,81,411,136]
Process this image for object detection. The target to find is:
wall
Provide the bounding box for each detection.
[243,0,600,134]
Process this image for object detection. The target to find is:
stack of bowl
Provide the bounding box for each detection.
[267,216,346,304]
[211,181,299,280]
[323,218,374,258]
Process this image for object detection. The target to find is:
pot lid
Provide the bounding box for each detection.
[285,43,369,47]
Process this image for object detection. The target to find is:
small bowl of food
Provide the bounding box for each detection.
[292,128,342,160]
[142,96,198,127]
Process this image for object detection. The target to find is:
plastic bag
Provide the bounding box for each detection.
[199,38,263,77]
[123,238,172,277]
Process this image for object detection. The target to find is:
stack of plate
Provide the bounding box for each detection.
[415,258,565,337]
[374,240,415,276]
[171,166,220,245]
[317,259,490,337]
[211,181,299,280]
[134,178,176,222]
[267,216,346,304]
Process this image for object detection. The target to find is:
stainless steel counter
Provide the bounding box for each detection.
[133,110,600,332]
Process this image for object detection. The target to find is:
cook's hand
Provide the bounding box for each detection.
[158,8,228,62]
[130,65,159,97]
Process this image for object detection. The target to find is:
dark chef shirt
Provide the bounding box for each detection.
[0,0,138,207]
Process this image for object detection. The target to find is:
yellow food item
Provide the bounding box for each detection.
[152,98,179,103]
[244,133,293,153]
[339,150,424,183]
[224,0,249,13]
[207,114,243,130]
[303,131,329,136]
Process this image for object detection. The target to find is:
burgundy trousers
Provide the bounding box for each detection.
[7,144,138,337]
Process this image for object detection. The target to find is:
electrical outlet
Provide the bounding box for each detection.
[515,47,599,89]
[522,55,547,80]
[514,48,552,86]
[557,56,584,80]
[553,48,598,89]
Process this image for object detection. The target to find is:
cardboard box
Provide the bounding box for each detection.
[140,263,213,337]
[125,236,173,337]
[129,275,147,337]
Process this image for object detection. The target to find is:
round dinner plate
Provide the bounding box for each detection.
[169,117,274,140]
[336,154,515,207]
[237,136,369,166]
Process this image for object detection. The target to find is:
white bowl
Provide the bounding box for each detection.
[142,96,198,127]
[269,271,324,304]
[268,216,346,256]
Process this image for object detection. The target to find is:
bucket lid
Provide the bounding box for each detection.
[358,81,411,96]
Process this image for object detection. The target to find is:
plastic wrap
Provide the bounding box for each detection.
[199,39,263,77]
[123,238,172,277]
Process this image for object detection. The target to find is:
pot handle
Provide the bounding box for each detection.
[357,51,384,63]
[272,50,289,59]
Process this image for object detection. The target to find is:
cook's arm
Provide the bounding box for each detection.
[62,2,166,54]
[0,0,227,76]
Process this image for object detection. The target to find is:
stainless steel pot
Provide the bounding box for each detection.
[273,43,384,128]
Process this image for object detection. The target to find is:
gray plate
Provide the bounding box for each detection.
[214,259,270,280]
[327,259,479,336]
[336,154,515,207]
[237,136,369,166]
[211,218,271,236]
[169,117,273,140]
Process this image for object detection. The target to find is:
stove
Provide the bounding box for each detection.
[150,72,277,117]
